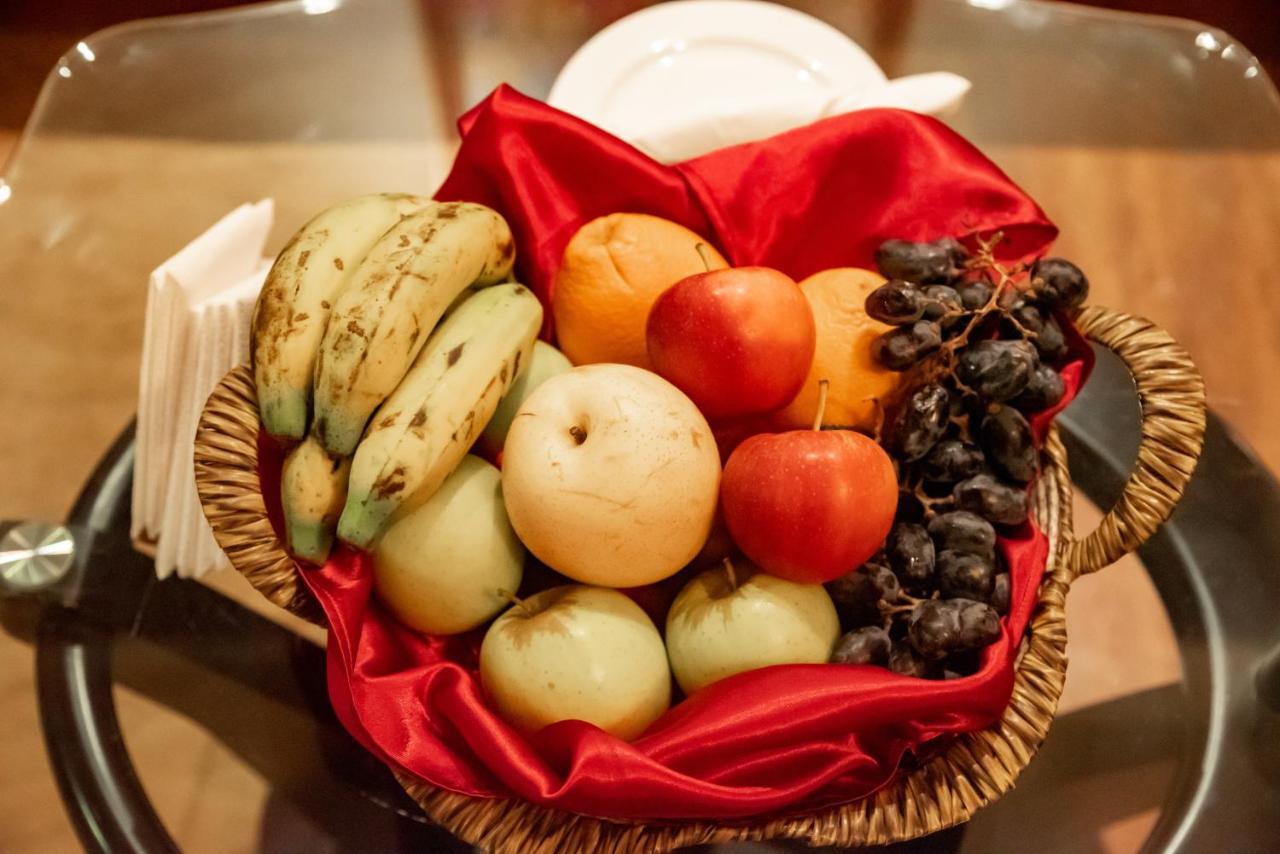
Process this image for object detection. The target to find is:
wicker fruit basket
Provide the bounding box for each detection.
[193,303,1204,852]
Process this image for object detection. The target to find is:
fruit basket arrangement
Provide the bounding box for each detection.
[193,86,1206,851]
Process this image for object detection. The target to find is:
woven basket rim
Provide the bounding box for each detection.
[192,305,1206,852]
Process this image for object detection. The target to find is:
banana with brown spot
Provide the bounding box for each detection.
[313,202,516,456]
[281,434,352,563]
[252,192,433,440]
[338,284,542,550]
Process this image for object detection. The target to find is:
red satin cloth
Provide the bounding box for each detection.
[258,86,1092,821]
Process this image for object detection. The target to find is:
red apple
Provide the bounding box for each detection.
[646,266,815,419]
[720,387,898,583]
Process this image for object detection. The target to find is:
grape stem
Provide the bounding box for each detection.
[900,590,930,606]
[879,588,930,623]
[906,232,1031,390]
[902,468,956,522]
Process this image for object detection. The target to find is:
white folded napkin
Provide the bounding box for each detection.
[131,201,274,578]
[623,72,972,163]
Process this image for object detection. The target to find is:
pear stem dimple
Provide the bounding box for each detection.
[722,557,738,592]
[812,379,830,431]
[694,242,714,272]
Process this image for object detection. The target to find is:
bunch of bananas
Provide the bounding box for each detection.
[251,194,542,562]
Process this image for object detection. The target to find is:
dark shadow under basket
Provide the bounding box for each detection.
[193,305,1205,852]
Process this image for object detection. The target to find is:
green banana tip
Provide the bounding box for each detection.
[336,502,380,552]
[286,519,336,565]
[259,390,310,442]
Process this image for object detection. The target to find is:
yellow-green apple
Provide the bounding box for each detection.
[501,364,721,587]
[646,266,815,418]
[665,559,840,694]
[480,584,671,740]
[481,340,572,453]
[372,455,523,635]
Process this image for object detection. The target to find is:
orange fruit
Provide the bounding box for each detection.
[776,268,905,432]
[551,213,727,368]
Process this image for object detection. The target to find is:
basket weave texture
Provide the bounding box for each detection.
[194,305,1205,852]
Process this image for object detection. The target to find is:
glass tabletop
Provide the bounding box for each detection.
[1,1,1277,851]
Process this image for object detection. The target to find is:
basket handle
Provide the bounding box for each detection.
[1065,305,1207,576]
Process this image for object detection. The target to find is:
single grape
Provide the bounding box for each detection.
[956,278,995,311]
[922,284,964,329]
[826,558,901,628]
[1007,298,1068,361]
[867,561,901,602]
[936,550,996,599]
[956,598,1002,648]
[865,280,926,325]
[1035,314,1068,362]
[875,239,959,284]
[1012,363,1066,412]
[892,383,951,461]
[831,626,892,666]
[953,474,1030,526]
[886,523,935,593]
[1007,300,1049,346]
[908,598,1001,659]
[906,600,962,659]
[826,567,882,627]
[957,339,1038,401]
[889,640,941,678]
[937,237,970,268]
[921,439,987,483]
[979,405,1039,483]
[872,320,942,370]
[1008,299,1042,329]
[927,511,997,559]
[991,572,1011,615]
[873,328,920,370]
[1030,257,1089,309]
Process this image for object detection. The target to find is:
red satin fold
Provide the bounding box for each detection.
[260,86,1092,821]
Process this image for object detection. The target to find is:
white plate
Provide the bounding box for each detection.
[548,0,885,145]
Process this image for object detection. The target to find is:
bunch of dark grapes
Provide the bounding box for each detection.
[828,235,1087,678]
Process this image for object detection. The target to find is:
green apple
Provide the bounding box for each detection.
[481,340,572,451]
[372,455,523,635]
[665,560,840,694]
[480,584,671,740]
